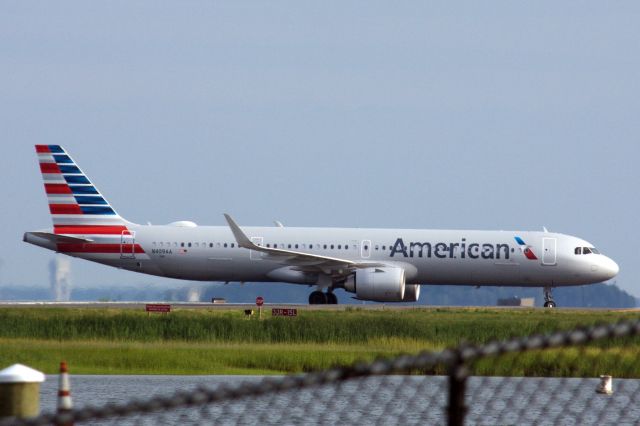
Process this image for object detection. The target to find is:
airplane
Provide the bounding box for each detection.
[24,145,619,307]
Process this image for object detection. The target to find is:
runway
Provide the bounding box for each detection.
[0,301,636,311]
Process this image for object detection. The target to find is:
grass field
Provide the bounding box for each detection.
[0,307,638,376]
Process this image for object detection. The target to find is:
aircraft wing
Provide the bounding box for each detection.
[224,214,383,275]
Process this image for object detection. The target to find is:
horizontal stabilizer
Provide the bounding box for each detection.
[28,232,93,244]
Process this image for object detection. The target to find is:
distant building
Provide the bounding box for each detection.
[49,256,72,302]
[497,296,535,307]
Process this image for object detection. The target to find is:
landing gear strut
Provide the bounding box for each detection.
[308,290,338,305]
[543,286,556,308]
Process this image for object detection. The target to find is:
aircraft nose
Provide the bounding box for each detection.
[602,256,619,280]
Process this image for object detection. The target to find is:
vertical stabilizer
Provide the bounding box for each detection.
[35,145,131,230]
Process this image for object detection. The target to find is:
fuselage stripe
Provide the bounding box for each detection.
[54,225,129,235]
[56,243,145,254]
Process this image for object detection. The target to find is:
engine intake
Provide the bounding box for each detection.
[344,267,406,302]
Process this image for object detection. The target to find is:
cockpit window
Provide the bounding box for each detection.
[575,246,600,255]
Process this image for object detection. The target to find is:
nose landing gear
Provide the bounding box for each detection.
[543,286,556,308]
[308,290,338,305]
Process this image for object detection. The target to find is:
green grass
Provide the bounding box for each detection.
[0,338,429,375]
[0,307,638,376]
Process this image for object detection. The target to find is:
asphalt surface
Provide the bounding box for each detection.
[0,301,635,311]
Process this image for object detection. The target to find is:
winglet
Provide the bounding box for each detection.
[224,214,254,249]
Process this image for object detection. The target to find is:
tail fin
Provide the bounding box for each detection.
[35,145,131,229]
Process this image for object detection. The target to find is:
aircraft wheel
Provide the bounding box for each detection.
[326,292,338,305]
[309,291,327,305]
[543,301,557,308]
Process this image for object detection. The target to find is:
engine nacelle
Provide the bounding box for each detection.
[402,284,420,302]
[344,267,406,302]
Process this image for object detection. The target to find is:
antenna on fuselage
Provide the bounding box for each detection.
[542,226,549,233]
[274,221,284,227]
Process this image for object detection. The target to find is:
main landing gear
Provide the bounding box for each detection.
[543,286,556,308]
[309,290,338,305]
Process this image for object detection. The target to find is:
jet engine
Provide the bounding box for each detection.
[402,284,420,302]
[344,267,406,302]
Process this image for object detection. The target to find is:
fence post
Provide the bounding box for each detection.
[447,352,468,426]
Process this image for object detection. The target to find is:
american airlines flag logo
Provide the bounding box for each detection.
[35,145,146,258]
[514,236,538,260]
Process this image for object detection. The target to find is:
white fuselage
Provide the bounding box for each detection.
[26,223,618,288]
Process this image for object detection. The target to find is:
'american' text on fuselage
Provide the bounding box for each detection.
[390,238,511,260]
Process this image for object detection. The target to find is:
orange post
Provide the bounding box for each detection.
[57,361,73,413]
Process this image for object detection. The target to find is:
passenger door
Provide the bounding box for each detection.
[361,240,371,259]
[120,231,136,259]
[542,238,557,266]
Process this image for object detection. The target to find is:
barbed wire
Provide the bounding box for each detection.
[5,317,640,426]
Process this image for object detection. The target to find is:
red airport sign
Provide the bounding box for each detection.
[145,304,171,313]
[272,308,297,317]
[256,296,264,307]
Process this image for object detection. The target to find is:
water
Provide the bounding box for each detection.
[36,375,640,425]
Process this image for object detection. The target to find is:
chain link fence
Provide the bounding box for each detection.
[6,318,640,425]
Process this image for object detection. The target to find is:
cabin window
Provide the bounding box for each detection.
[224,243,228,248]
[188,243,192,247]
[309,244,313,249]
[295,244,299,249]
[338,245,341,249]
[330,244,334,249]
[231,243,235,248]
[181,242,185,247]
[382,245,386,250]
[375,245,379,250]
[323,244,327,249]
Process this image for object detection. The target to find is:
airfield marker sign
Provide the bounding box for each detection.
[145,304,171,316]
[256,296,264,319]
[272,308,298,317]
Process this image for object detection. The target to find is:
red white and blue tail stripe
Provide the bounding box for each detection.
[36,145,125,226]
[35,145,145,258]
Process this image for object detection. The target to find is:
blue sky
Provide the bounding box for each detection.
[1,2,638,295]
